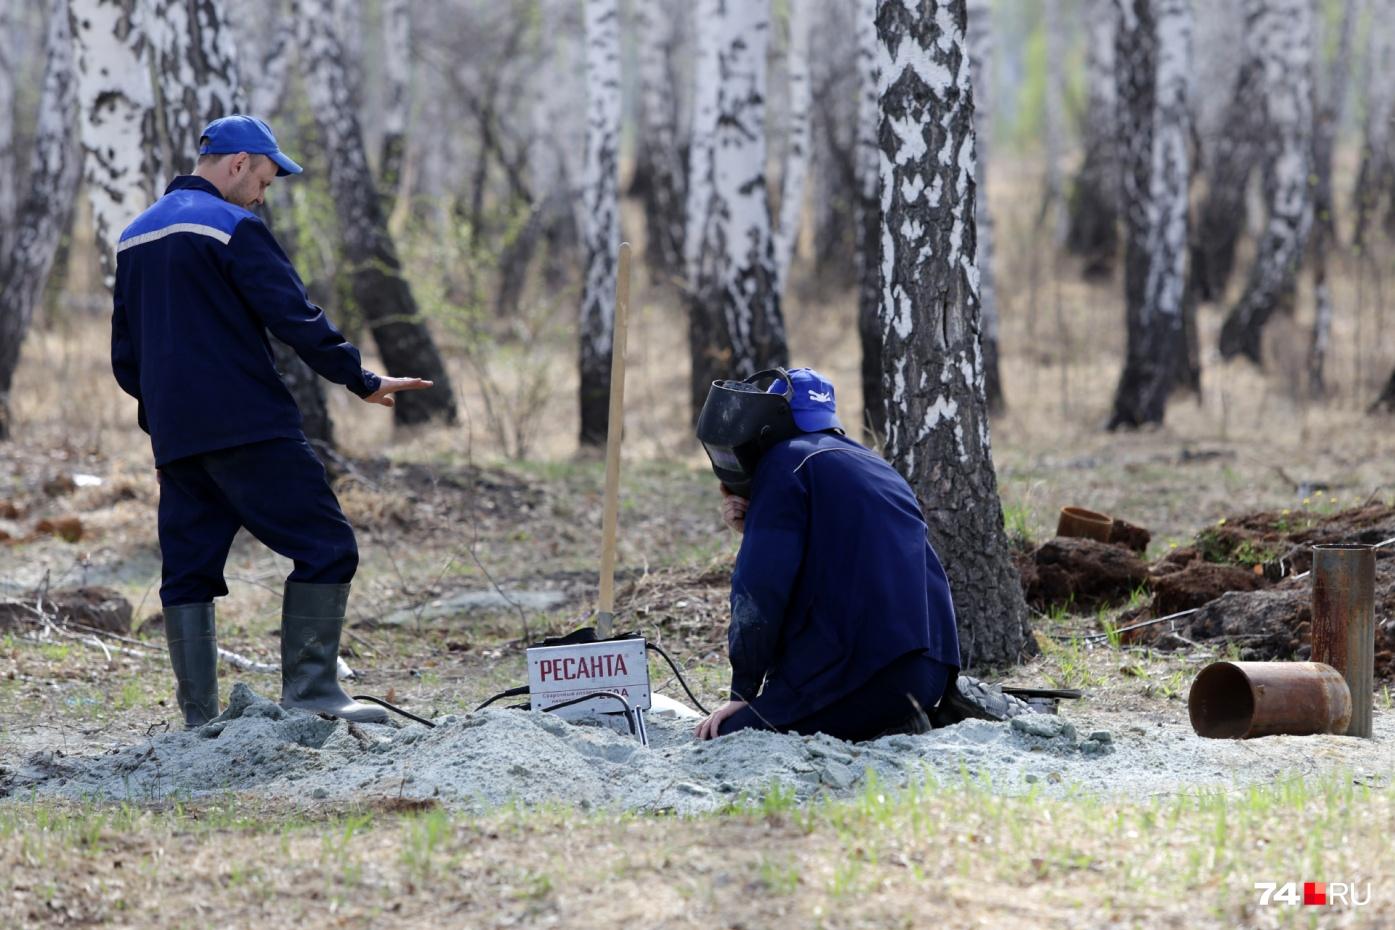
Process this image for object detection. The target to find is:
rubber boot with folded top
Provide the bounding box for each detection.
[165,602,220,727]
[279,581,389,723]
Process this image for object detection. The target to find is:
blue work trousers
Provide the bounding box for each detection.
[719,651,955,742]
[157,436,358,607]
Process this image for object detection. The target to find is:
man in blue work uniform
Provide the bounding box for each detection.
[112,116,433,727]
[693,368,961,741]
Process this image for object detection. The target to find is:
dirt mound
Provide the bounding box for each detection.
[1021,537,1149,609]
[1149,562,1269,615]
[1135,560,1395,677]
[0,586,132,634]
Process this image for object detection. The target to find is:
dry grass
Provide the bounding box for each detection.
[6,149,1395,928]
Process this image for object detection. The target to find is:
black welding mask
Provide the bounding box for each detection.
[695,369,801,498]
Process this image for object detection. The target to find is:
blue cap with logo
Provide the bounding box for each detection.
[198,115,302,176]
[767,367,843,433]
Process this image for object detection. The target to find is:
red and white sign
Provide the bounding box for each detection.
[527,638,651,719]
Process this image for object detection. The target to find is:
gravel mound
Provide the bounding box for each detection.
[2,684,1389,813]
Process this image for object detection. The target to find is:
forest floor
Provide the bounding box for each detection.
[5,209,1395,926]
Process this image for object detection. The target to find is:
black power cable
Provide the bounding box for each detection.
[474,685,531,711]
[644,642,711,715]
[539,690,639,738]
[352,695,437,728]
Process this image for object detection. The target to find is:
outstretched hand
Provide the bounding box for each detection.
[363,376,434,407]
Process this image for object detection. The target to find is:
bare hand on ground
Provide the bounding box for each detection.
[363,376,434,407]
[720,484,747,534]
[695,699,748,740]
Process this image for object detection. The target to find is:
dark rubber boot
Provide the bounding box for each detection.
[164,602,220,727]
[279,582,388,724]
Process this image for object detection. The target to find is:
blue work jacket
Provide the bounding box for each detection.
[111,176,379,465]
[728,431,961,725]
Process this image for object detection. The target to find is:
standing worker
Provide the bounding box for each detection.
[693,368,961,741]
[111,116,433,727]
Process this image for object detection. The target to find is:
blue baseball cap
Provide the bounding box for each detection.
[767,367,843,433]
[199,115,302,176]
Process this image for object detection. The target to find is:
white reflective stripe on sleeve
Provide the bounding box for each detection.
[792,446,884,474]
[116,222,232,252]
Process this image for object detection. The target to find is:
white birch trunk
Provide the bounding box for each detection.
[686,0,787,417]
[1218,0,1315,363]
[683,0,721,287]
[877,0,1030,668]
[0,0,81,438]
[773,0,812,294]
[855,0,883,436]
[578,0,622,445]
[967,0,1002,414]
[228,0,294,119]
[143,0,245,177]
[1108,0,1192,428]
[70,0,161,285]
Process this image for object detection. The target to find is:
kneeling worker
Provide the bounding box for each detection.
[694,368,960,741]
[111,116,433,727]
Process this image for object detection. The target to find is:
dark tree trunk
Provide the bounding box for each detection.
[1108,0,1193,429]
[810,0,859,287]
[0,1,80,439]
[1190,11,1263,303]
[1352,7,1395,250]
[633,0,687,281]
[1066,0,1120,278]
[1218,0,1315,364]
[297,0,456,426]
[875,0,1032,670]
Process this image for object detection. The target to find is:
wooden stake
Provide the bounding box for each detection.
[596,243,632,639]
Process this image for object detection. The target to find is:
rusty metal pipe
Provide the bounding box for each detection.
[1056,506,1113,543]
[1188,661,1351,739]
[1311,543,1375,738]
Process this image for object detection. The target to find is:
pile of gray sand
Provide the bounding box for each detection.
[2,684,1389,813]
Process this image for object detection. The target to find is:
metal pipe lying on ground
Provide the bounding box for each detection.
[1188,660,1351,739]
[1311,543,1375,738]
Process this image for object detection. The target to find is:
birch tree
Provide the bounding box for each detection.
[1352,0,1395,248]
[773,0,812,294]
[809,0,859,283]
[1308,0,1355,396]
[1190,0,1263,302]
[877,0,1032,669]
[1108,0,1192,429]
[296,0,456,426]
[1066,0,1120,277]
[1040,0,1067,241]
[377,0,410,212]
[1218,0,1315,364]
[686,0,788,419]
[855,0,883,439]
[0,0,81,439]
[70,0,161,284]
[143,0,243,176]
[0,2,16,262]
[633,0,687,279]
[578,0,621,446]
[967,0,1002,414]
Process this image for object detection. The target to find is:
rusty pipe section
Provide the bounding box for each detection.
[1311,543,1375,738]
[1188,661,1351,739]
